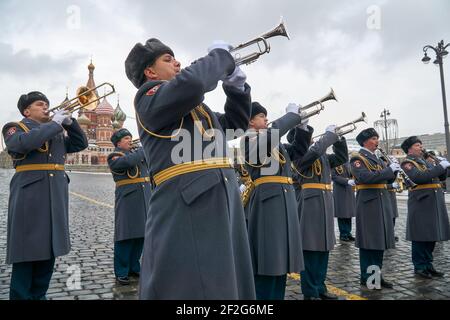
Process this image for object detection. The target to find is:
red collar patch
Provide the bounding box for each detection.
[6,127,17,136]
[403,162,413,170]
[146,85,161,96]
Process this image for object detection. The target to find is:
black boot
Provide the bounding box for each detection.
[414,269,433,279]
[319,292,339,300]
[380,278,394,289]
[116,276,130,285]
[428,266,444,278]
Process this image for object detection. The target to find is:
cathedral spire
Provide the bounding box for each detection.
[87,57,96,90]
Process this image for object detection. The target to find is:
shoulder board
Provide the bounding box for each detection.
[108,152,125,161]
[401,159,422,170]
[350,154,364,162]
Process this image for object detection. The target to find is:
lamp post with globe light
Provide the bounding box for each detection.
[422,40,450,158]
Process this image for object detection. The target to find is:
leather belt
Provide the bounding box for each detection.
[302,183,332,191]
[254,176,293,187]
[153,158,233,186]
[116,177,150,187]
[15,164,65,172]
[355,184,387,190]
[410,183,442,191]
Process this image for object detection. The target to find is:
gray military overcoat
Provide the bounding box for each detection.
[243,113,305,276]
[291,128,348,252]
[107,147,151,242]
[134,49,255,299]
[2,118,88,264]
[401,155,450,242]
[331,163,356,219]
[350,149,396,250]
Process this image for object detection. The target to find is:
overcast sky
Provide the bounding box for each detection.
[1,0,450,148]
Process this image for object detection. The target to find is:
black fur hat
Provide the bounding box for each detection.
[356,128,379,146]
[401,136,422,153]
[17,91,49,116]
[251,102,267,119]
[125,38,174,89]
[111,128,132,146]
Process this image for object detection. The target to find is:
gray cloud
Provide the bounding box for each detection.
[0,42,83,78]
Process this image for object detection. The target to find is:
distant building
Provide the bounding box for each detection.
[348,132,447,161]
[65,61,127,166]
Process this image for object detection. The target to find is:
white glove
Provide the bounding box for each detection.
[389,162,401,172]
[439,160,450,169]
[392,181,400,189]
[52,109,70,126]
[239,184,247,193]
[285,103,299,115]
[208,40,232,53]
[223,66,246,91]
[348,179,356,186]
[437,156,446,162]
[325,124,337,134]
[297,109,309,129]
[62,112,73,126]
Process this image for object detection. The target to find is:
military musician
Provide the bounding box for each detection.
[400,136,450,279]
[290,124,348,300]
[107,129,150,285]
[124,38,255,299]
[239,102,306,300]
[2,92,88,300]
[350,128,397,289]
[331,161,356,242]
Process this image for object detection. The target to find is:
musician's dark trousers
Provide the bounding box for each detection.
[359,248,384,284]
[338,218,352,238]
[114,238,144,278]
[412,241,436,272]
[301,250,329,298]
[254,275,287,300]
[10,258,55,300]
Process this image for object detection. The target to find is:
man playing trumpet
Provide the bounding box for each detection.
[2,91,88,299]
[107,128,150,285]
[239,102,307,300]
[125,38,255,299]
[290,123,348,300]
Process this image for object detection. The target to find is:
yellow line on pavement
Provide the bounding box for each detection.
[287,273,367,300]
[70,191,114,209]
[70,192,367,300]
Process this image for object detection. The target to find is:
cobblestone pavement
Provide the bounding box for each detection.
[1,169,450,300]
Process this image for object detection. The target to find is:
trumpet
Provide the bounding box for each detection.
[377,147,417,190]
[298,88,338,119]
[47,82,115,115]
[313,112,367,139]
[231,17,290,66]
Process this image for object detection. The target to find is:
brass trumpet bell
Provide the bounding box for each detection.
[299,88,338,120]
[231,17,290,66]
[313,112,368,140]
[76,86,97,111]
[47,82,115,115]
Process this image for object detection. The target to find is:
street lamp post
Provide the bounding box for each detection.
[422,40,450,191]
[380,108,391,154]
[422,40,450,159]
